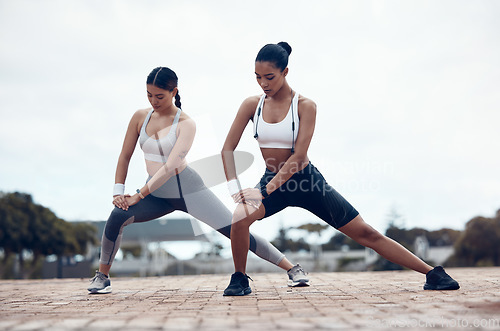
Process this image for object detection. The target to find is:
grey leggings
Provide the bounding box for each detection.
[100,166,285,266]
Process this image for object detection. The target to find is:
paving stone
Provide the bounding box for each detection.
[10,320,54,331]
[50,318,93,328]
[125,317,166,328]
[0,320,20,329]
[0,267,499,330]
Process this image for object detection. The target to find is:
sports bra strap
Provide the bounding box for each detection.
[141,109,154,134]
[170,108,182,135]
[172,108,182,126]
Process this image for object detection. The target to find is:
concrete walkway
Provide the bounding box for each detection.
[0,267,499,330]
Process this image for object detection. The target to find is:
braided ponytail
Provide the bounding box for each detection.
[175,92,181,108]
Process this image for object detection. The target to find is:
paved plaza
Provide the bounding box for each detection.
[0,267,499,330]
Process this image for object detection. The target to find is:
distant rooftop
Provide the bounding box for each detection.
[75,217,211,244]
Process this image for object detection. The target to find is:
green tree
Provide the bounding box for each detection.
[0,192,97,279]
[322,233,364,251]
[296,223,329,236]
[0,193,33,272]
[296,222,330,255]
[448,210,500,267]
[121,244,143,259]
[71,222,97,256]
[271,224,309,252]
[383,203,461,250]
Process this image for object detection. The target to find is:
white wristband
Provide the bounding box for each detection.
[227,179,241,196]
[113,183,125,196]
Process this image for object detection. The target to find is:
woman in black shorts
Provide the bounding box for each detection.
[221,42,459,296]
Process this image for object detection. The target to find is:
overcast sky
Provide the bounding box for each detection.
[1,0,499,257]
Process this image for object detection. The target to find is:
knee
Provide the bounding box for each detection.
[107,208,128,226]
[232,205,256,229]
[232,216,251,231]
[105,208,133,236]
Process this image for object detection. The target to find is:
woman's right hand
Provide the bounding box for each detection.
[113,194,130,211]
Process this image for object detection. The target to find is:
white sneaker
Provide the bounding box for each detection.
[88,271,112,294]
[287,264,310,287]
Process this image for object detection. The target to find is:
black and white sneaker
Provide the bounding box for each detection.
[424,266,460,290]
[223,272,252,296]
[287,264,310,287]
[88,271,112,294]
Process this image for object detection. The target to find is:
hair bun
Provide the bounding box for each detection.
[277,42,292,56]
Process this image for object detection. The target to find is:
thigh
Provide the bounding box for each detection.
[174,167,235,233]
[293,165,358,229]
[104,195,176,241]
[183,187,233,233]
[260,192,289,219]
[255,169,290,220]
[121,194,177,223]
[305,187,358,228]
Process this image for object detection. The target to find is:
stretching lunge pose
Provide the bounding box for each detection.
[221,42,459,296]
[88,67,309,294]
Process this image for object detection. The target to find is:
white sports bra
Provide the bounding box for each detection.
[253,91,299,153]
[139,108,181,163]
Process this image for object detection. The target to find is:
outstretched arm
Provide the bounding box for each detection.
[221,97,257,180]
[221,97,257,191]
[112,110,144,210]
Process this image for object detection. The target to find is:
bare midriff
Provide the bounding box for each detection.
[145,159,188,178]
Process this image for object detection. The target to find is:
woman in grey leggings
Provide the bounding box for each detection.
[88,67,309,294]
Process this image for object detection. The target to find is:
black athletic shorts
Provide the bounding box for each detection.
[256,162,359,229]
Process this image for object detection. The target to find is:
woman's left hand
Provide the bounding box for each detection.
[124,194,142,208]
[233,188,263,209]
[233,188,262,202]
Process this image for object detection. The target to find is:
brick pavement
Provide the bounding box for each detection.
[0,267,499,330]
